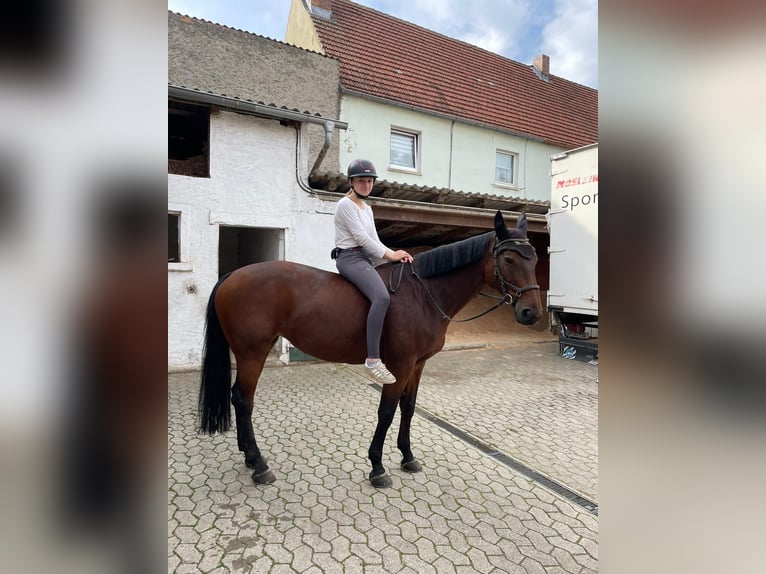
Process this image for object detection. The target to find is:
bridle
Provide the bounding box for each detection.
[491,236,541,305]
[388,235,540,322]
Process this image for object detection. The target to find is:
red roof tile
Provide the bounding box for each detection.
[311,0,597,149]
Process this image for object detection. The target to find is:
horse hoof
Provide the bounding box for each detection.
[401,459,422,473]
[370,473,392,489]
[252,468,276,484]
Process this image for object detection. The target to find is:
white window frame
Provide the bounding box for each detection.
[389,128,421,174]
[494,150,519,189]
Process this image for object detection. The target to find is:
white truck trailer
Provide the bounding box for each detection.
[547,144,598,362]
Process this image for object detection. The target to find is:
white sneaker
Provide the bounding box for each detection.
[365,361,396,384]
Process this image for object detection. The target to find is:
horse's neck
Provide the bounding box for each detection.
[424,258,487,317]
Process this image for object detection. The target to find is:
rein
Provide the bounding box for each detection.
[387,236,540,323]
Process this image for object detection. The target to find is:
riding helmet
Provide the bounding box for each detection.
[347,159,378,180]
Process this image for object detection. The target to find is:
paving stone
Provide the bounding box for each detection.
[519,544,559,566]
[550,547,583,573]
[329,535,352,562]
[574,551,599,572]
[487,554,527,574]
[312,552,343,573]
[466,547,495,573]
[578,535,598,560]
[174,542,201,564]
[197,548,224,573]
[430,556,459,574]
[520,555,547,574]
[403,554,439,573]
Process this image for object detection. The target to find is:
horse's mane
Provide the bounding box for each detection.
[414,232,493,278]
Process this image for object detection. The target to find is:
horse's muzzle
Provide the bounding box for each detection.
[516,305,542,325]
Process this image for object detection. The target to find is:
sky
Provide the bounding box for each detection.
[167,0,598,88]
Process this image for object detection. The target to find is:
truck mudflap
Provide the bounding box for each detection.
[559,336,598,364]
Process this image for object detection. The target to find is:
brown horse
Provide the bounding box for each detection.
[199,211,542,488]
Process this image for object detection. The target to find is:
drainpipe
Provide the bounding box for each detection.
[448,119,455,189]
[310,120,335,175]
[294,121,342,198]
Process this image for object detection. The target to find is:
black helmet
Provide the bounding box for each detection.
[347,159,378,179]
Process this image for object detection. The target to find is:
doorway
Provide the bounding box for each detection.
[218,226,283,277]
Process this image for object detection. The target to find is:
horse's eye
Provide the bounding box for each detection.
[503,255,513,265]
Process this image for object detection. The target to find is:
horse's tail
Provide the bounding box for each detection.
[198,273,233,435]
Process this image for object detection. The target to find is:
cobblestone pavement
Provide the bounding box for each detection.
[416,342,597,502]
[169,340,598,573]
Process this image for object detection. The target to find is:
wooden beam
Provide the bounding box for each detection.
[372,204,548,233]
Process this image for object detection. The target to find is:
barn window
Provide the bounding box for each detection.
[169,100,210,178]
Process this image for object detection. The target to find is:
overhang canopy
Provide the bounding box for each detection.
[309,171,549,248]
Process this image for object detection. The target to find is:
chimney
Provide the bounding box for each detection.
[533,54,550,76]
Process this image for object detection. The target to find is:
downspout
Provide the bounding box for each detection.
[311,120,335,175]
[448,120,455,189]
[295,120,339,195]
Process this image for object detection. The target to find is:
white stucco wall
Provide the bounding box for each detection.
[168,109,338,371]
[339,95,564,201]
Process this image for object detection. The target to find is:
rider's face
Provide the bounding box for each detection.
[352,177,375,196]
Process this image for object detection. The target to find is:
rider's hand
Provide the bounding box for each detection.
[392,249,413,263]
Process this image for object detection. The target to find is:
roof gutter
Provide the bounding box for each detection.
[168,84,348,130]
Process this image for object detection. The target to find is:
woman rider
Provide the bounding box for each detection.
[333,159,413,384]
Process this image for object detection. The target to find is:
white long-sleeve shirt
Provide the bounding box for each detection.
[334,196,389,265]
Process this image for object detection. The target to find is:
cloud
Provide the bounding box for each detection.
[168,0,287,39]
[463,27,513,56]
[541,0,598,87]
[371,0,536,60]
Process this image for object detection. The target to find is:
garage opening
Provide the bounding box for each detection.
[218,226,283,278]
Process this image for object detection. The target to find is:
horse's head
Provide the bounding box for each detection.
[491,211,543,325]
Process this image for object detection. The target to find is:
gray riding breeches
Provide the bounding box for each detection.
[335,249,390,359]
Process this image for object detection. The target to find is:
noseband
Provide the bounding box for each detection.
[493,237,540,305]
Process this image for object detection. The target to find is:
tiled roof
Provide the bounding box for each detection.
[311,0,597,149]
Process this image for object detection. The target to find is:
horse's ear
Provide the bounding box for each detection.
[494,210,506,235]
[517,212,528,235]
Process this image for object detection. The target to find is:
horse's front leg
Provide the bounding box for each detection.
[368,389,399,488]
[397,363,424,473]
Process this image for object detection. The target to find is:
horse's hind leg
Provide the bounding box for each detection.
[231,376,256,461]
[397,363,424,473]
[368,388,400,489]
[230,354,276,484]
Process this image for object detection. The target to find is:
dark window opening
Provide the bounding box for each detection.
[168,213,180,262]
[169,100,209,177]
[218,226,282,278]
